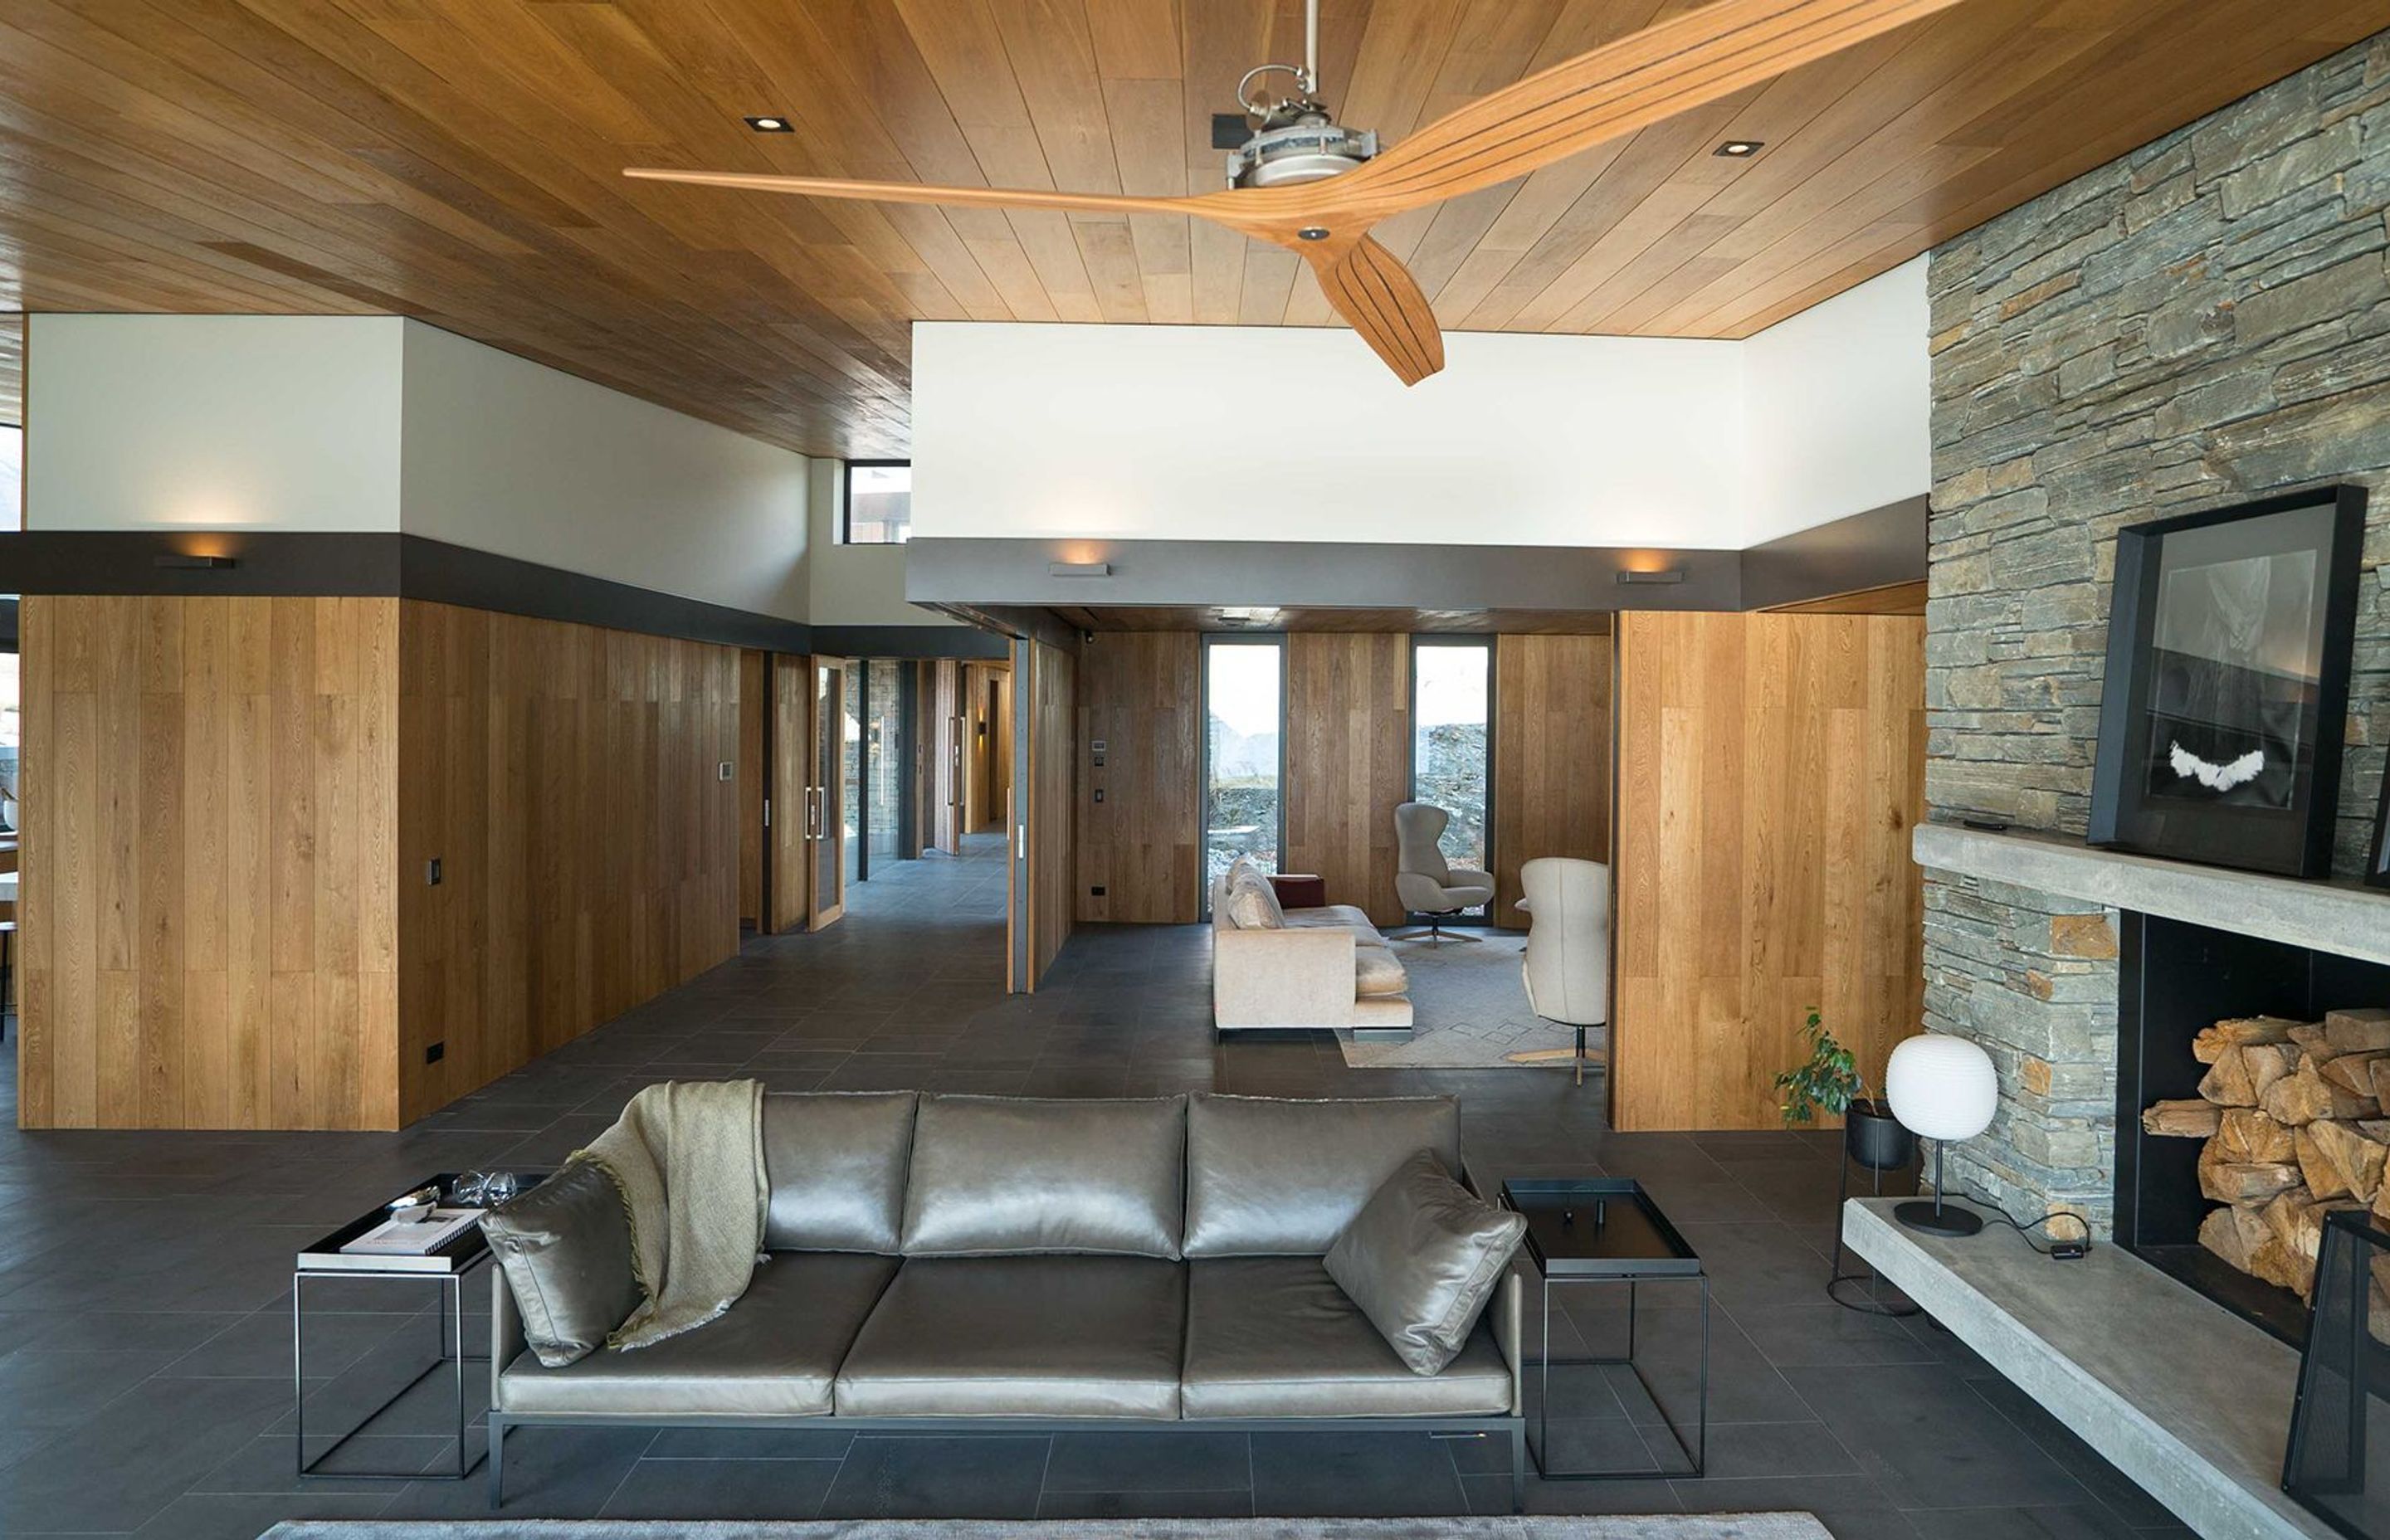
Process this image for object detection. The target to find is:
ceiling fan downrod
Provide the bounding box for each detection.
[1225,0,1378,190]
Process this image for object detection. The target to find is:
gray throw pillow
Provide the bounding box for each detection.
[1324,1148,1526,1375]
[484,1158,643,1367]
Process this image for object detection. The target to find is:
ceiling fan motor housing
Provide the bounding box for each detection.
[1226,111,1380,188]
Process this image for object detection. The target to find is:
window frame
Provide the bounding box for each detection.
[1406,633,1496,924]
[841,459,913,545]
[1199,631,1289,917]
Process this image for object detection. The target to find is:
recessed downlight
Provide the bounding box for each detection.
[745,115,794,133]
[1714,139,1765,158]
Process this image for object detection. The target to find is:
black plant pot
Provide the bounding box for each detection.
[1843,1099,1914,1172]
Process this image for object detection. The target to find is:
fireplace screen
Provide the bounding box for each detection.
[2284,1210,2390,1538]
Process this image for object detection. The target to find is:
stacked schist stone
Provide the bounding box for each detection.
[1921,33,2390,1236]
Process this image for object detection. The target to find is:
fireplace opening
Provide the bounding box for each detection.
[2116,912,2390,1348]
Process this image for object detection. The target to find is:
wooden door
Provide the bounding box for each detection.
[737,649,767,928]
[929,659,962,855]
[807,657,847,929]
[768,652,809,931]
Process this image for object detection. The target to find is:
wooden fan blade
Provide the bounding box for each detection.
[1308,237,1445,386]
[1310,0,1964,216]
[623,167,1195,219]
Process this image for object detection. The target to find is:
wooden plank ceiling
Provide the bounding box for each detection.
[0,1,2382,458]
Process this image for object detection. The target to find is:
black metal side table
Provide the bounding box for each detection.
[293,1173,528,1481]
[1500,1177,1708,1479]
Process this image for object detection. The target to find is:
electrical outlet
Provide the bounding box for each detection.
[718,761,734,781]
[1093,788,1105,803]
[1091,885,1106,897]
[426,857,441,886]
[425,1040,445,1065]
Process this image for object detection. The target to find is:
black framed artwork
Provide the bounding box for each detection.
[2088,485,2368,880]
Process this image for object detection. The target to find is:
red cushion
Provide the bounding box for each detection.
[1268,873,1328,909]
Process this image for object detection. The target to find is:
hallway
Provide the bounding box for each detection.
[0,844,2175,1538]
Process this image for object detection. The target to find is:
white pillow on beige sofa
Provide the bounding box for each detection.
[1222,860,1286,930]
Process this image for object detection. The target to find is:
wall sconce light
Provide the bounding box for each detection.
[1615,568,1685,586]
[1048,561,1112,578]
[154,553,239,570]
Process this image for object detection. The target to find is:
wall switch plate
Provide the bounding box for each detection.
[427,857,441,886]
[425,1040,445,1065]
[719,761,734,781]
[1093,788,1105,802]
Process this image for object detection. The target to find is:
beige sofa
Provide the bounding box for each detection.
[1210,861,1413,1032]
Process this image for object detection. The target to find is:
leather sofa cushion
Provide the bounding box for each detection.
[1353,943,1407,998]
[763,1091,918,1253]
[901,1094,1188,1258]
[1184,1094,1462,1256]
[483,1158,642,1367]
[1324,1151,1525,1375]
[834,1256,1185,1419]
[497,1251,896,1417]
[1181,1256,1512,1418]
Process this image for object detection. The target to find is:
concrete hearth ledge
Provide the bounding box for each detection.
[1912,822,2390,967]
[1844,1198,2330,1540]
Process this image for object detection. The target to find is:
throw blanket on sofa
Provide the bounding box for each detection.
[580,1079,768,1351]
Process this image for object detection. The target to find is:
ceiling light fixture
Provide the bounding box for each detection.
[1714,139,1765,158]
[744,115,794,133]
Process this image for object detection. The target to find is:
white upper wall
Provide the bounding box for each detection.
[23,314,811,621]
[911,260,1929,550]
[913,324,1748,547]
[399,323,808,621]
[805,458,956,627]
[1741,256,1930,545]
[28,314,404,531]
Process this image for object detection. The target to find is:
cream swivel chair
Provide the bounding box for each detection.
[1507,856,1609,1083]
[1391,802,1495,943]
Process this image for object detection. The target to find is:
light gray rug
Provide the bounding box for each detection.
[1340,933,1601,1070]
[261,1517,1832,1538]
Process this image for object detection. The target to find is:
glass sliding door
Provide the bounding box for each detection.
[866,659,904,866]
[1203,636,1284,894]
[1411,637,1492,909]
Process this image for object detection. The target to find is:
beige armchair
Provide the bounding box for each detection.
[1391,802,1494,943]
[1507,856,1609,1082]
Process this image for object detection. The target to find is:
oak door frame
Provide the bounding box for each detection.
[807,655,849,930]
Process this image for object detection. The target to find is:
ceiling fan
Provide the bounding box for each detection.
[627,0,1958,386]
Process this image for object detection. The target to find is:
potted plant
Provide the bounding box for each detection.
[1776,1008,1914,1171]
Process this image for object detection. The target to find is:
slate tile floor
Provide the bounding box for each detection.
[0,836,2182,1538]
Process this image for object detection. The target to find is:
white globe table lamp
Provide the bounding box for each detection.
[1885,1033,1997,1238]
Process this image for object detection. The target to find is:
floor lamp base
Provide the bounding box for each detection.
[1893,1199,1983,1238]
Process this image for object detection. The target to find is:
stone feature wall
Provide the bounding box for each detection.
[1925,35,2390,1231]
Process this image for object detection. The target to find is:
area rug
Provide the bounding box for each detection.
[1340,933,1601,1071]
[261,1516,1832,1538]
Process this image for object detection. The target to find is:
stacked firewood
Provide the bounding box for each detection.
[2142,1007,2390,1305]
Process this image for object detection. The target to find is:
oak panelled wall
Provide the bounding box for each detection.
[1075,631,1201,925]
[1491,634,1612,930]
[1610,611,1926,1133]
[18,594,746,1130]
[1284,634,1410,928]
[395,602,742,1124]
[19,596,401,1130]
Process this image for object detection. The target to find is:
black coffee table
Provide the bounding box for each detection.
[1500,1177,1708,1479]
[292,1173,539,1481]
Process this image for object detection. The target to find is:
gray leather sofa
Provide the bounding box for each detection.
[490,1091,1524,1507]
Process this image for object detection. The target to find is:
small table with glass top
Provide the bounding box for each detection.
[1500,1177,1708,1480]
[292,1172,537,1481]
